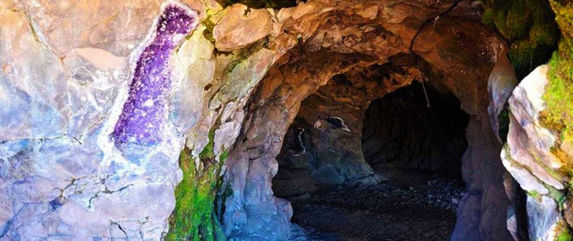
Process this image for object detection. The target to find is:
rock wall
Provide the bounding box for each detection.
[0,2,199,239]
[222,1,513,240]
[272,64,416,198]
[502,65,572,241]
[500,1,573,240]
[0,0,287,239]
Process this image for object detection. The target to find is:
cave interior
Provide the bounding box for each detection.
[271,65,472,239]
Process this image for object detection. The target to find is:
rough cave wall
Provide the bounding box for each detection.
[0,0,522,240]
[0,0,290,239]
[486,0,573,240]
[498,1,573,240]
[221,51,377,240]
[0,2,201,239]
[362,83,469,180]
[222,1,513,240]
[272,64,416,198]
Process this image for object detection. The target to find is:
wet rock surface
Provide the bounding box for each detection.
[289,172,464,241]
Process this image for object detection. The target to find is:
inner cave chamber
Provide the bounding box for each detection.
[362,81,469,183]
[271,65,471,239]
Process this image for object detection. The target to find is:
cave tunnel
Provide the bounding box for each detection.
[362,82,469,184]
[272,70,471,240]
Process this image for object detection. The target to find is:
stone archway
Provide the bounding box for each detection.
[219,2,513,239]
[268,62,473,239]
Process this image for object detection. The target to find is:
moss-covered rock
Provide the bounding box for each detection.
[542,0,573,178]
[557,228,573,241]
[482,0,560,79]
[167,129,226,241]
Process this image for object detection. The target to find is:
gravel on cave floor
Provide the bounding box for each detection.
[288,172,465,241]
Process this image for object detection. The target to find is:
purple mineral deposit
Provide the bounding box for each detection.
[112,4,196,146]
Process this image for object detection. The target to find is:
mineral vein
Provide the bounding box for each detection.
[113,3,197,146]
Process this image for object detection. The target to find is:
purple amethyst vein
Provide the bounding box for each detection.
[113,4,196,146]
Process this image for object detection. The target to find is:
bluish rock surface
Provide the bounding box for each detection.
[0,2,198,240]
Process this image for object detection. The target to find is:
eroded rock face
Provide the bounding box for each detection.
[272,65,418,198]
[222,0,512,239]
[487,51,518,144]
[0,2,199,239]
[212,4,273,51]
[502,65,571,241]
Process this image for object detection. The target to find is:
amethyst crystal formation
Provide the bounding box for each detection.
[0,2,200,239]
[113,4,197,146]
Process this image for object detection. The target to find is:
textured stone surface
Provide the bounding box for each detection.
[273,67,413,197]
[272,58,469,198]
[503,65,566,191]
[487,51,518,143]
[503,65,572,241]
[220,1,512,240]
[526,196,566,241]
[0,2,198,240]
[213,4,273,51]
[0,9,68,141]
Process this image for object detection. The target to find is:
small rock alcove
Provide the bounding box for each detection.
[271,70,470,239]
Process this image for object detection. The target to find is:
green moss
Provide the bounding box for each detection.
[558,228,573,241]
[528,190,541,199]
[541,0,573,175]
[199,129,216,161]
[482,0,560,79]
[202,18,217,44]
[220,149,229,163]
[225,37,268,71]
[167,127,228,241]
[549,187,567,209]
[166,149,224,241]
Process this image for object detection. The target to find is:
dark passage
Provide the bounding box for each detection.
[362,83,469,185]
[274,82,470,241]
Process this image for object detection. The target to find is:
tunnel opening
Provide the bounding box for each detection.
[362,82,469,186]
[272,76,471,240]
[220,7,518,239]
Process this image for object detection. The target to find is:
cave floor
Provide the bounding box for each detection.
[289,170,464,241]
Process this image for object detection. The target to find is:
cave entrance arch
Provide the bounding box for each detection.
[221,11,513,240]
